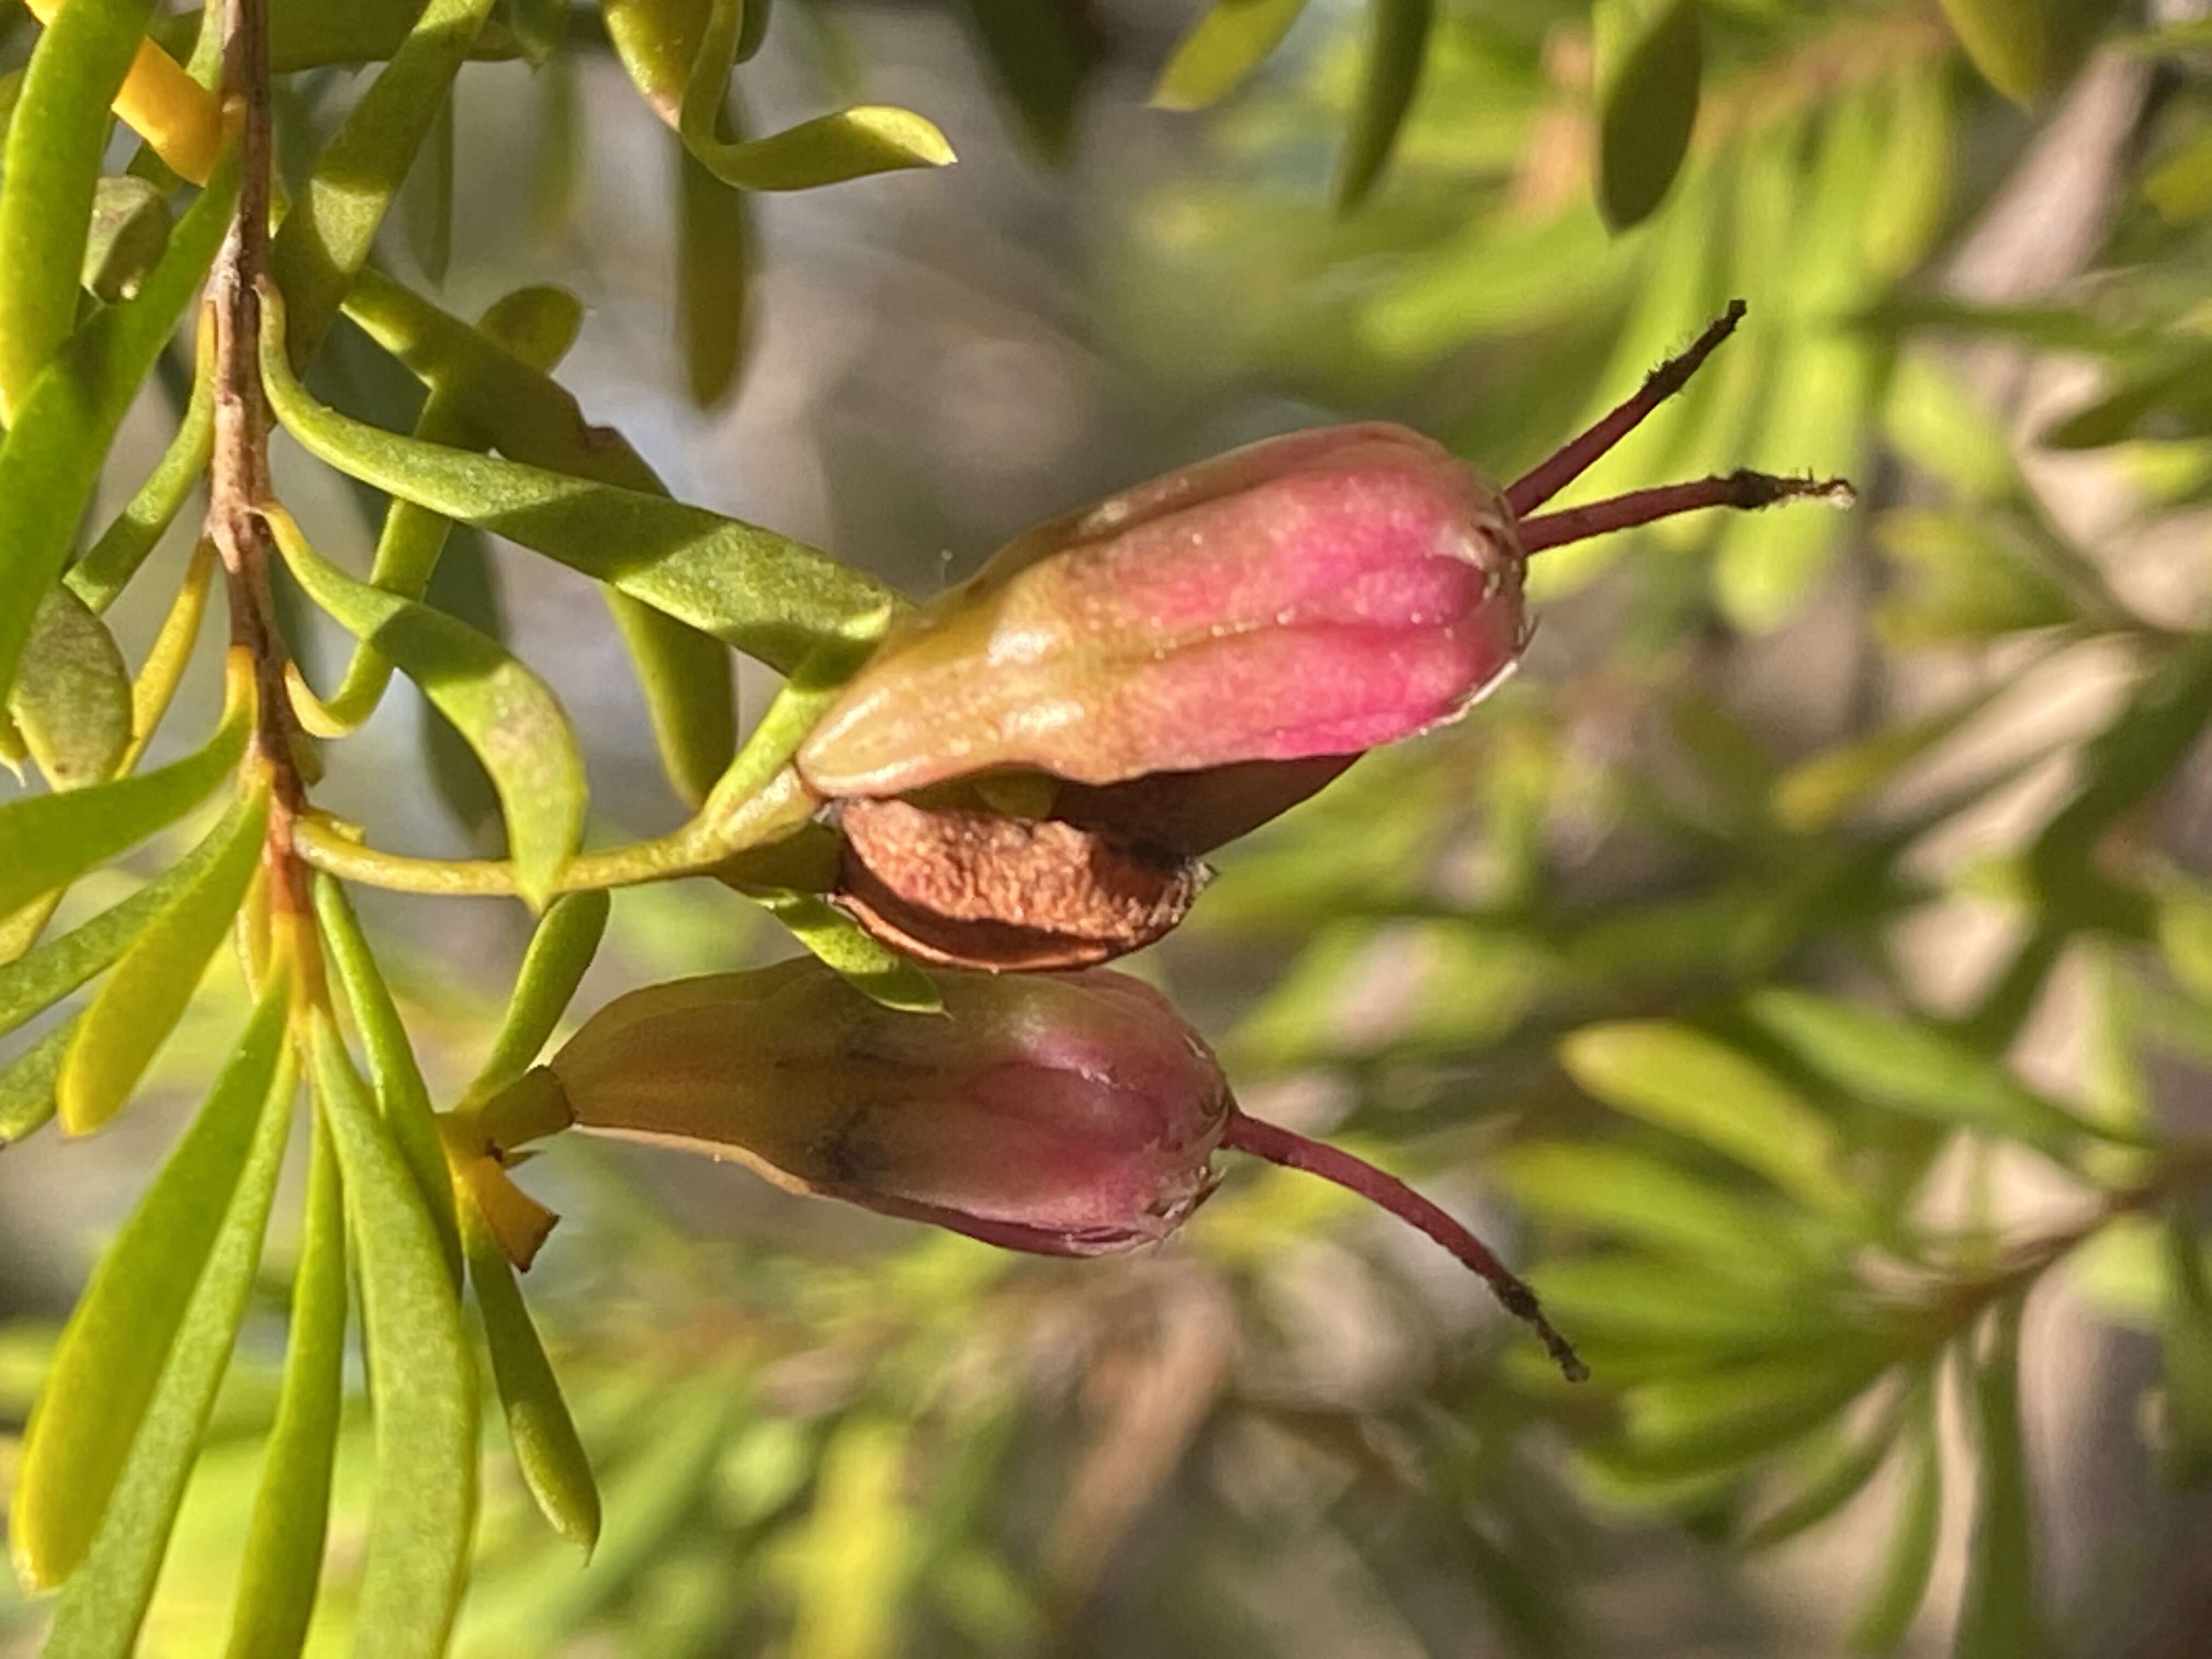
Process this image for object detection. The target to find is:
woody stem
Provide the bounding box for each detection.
[1505,300,1747,517]
[1219,1108,1587,1382]
[1516,470,1855,554]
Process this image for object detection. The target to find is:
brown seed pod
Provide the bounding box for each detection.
[832,797,1207,972]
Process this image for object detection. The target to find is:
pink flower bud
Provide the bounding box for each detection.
[497,958,1585,1378]
[796,423,1526,802]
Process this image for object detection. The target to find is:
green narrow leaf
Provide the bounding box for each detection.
[80,174,174,302]
[1953,1300,2044,1658]
[57,785,268,1135]
[0,783,253,1042]
[0,670,247,917]
[267,504,585,906]
[1847,1381,1941,1650]
[1152,0,1308,111]
[1558,1022,1867,1221]
[741,888,944,1014]
[511,0,570,64]
[268,0,498,360]
[261,292,896,674]
[7,586,132,790]
[957,0,1098,160]
[42,1030,295,1659]
[471,890,610,1102]
[1491,1141,1831,1284]
[1740,1387,1908,1549]
[1772,698,1990,833]
[311,1013,479,1659]
[1593,0,1701,231]
[2159,1207,2212,1480]
[8,981,289,1591]
[1614,1350,1881,1475]
[0,0,156,417]
[340,272,740,803]
[1742,988,2098,1155]
[0,151,238,707]
[1333,0,1431,212]
[677,142,750,408]
[2146,127,2212,223]
[225,1110,348,1659]
[313,875,461,1283]
[402,87,456,285]
[416,528,509,839]
[0,1015,74,1146]
[2043,347,2212,449]
[1934,0,2045,104]
[678,0,953,190]
[461,1183,601,1550]
[67,320,217,615]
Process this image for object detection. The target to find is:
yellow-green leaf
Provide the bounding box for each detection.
[261,291,894,674]
[42,1030,294,1659]
[80,173,173,302]
[267,504,585,907]
[225,1111,348,1659]
[1558,1021,1867,1221]
[1334,0,1430,212]
[1935,0,2045,105]
[0,0,157,418]
[1846,1381,1940,1650]
[7,586,131,791]
[1593,0,1702,231]
[1953,1299,2044,1657]
[9,980,289,1591]
[1152,0,1308,112]
[677,141,750,408]
[462,1181,601,1550]
[0,1017,74,1146]
[471,889,610,1102]
[0,664,248,917]
[58,785,268,1135]
[2147,126,2212,224]
[311,1013,479,1658]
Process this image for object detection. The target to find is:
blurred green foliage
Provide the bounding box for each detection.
[7,0,2212,1655]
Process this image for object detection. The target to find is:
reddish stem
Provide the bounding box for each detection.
[1220,1109,1587,1382]
[1505,300,1748,518]
[1516,470,1854,554]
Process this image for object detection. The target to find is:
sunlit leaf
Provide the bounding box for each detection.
[0,657,247,917]
[261,292,895,675]
[678,0,952,190]
[0,153,236,707]
[1559,1022,1868,1221]
[460,1171,601,1550]
[1953,1299,2044,1658]
[0,0,156,417]
[1152,0,1308,111]
[225,1111,348,1659]
[66,310,216,616]
[267,503,586,907]
[1742,988,2096,1155]
[471,889,610,1101]
[0,1017,74,1146]
[312,874,462,1281]
[268,0,497,360]
[739,888,944,1014]
[1592,0,1701,231]
[786,1419,912,1659]
[311,1012,479,1658]
[9,981,289,1591]
[57,786,266,1134]
[677,143,751,408]
[1881,349,2018,503]
[1846,1380,1940,1650]
[41,1031,294,1659]
[7,586,131,790]
[1334,0,1430,211]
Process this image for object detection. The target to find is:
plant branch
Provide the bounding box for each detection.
[206,0,307,919]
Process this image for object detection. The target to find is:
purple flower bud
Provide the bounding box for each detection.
[499,958,1585,1378]
[797,423,1526,802]
[536,958,1231,1255]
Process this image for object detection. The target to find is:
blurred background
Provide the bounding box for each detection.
[9,0,2212,1652]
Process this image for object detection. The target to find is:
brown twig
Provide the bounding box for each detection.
[1516,470,1855,554]
[1505,301,1747,517]
[205,0,308,918]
